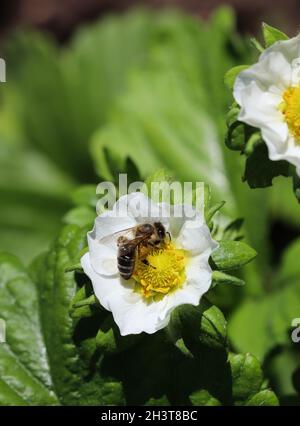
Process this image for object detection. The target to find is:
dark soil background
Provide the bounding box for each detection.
[1,0,300,42]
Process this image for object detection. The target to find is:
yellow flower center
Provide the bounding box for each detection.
[133,243,187,300]
[281,84,300,141]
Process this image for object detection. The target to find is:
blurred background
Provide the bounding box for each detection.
[0,0,300,404]
[1,0,300,41]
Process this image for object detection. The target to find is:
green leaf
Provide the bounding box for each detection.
[229,353,264,402]
[246,390,279,406]
[0,229,277,406]
[0,253,59,405]
[189,390,221,406]
[262,23,289,48]
[228,299,274,361]
[30,224,124,405]
[0,10,166,263]
[70,185,98,208]
[63,206,95,227]
[224,65,249,90]
[90,9,245,210]
[211,240,257,271]
[143,169,174,203]
[169,300,227,352]
[0,141,72,263]
[212,271,245,287]
[3,11,159,182]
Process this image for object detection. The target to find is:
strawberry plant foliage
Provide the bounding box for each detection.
[1,7,297,407]
[0,180,278,405]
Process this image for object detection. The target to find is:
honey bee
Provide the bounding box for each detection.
[100,222,169,280]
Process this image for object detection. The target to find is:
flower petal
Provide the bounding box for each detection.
[175,221,218,255]
[87,231,119,276]
[260,33,300,65]
[236,80,286,138]
[94,211,136,240]
[234,51,292,106]
[166,203,204,238]
[81,252,126,309]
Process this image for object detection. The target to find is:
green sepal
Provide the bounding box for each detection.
[212,271,245,288]
[72,295,98,309]
[69,283,101,319]
[225,106,254,151]
[244,132,263,156]
[250,37,264,53]
[211,240,257,271]
[244,143,290,188]
[205,201,225,225]
[64,246,88,273]
[222,218,244,241]
[262,22,289,48]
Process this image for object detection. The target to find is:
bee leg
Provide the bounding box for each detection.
[166,232,171,242]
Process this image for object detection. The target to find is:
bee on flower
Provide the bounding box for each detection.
[81,192,217,336]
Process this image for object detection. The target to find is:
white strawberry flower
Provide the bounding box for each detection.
[234,34,300,176]
[81,192,217,336]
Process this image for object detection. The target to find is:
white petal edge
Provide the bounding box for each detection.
[175,221,218,255]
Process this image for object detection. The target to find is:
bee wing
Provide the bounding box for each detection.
[98,226,137,248]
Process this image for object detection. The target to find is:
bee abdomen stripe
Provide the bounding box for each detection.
[118,264,133,272]
[118,257,134,266]
[120,273,132,279]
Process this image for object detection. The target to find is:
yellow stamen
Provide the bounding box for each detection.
[133,243,187,300]
[281,84,300,142]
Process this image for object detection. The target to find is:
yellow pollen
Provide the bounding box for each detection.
[133,243,187,300]
[281,84,300,142]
